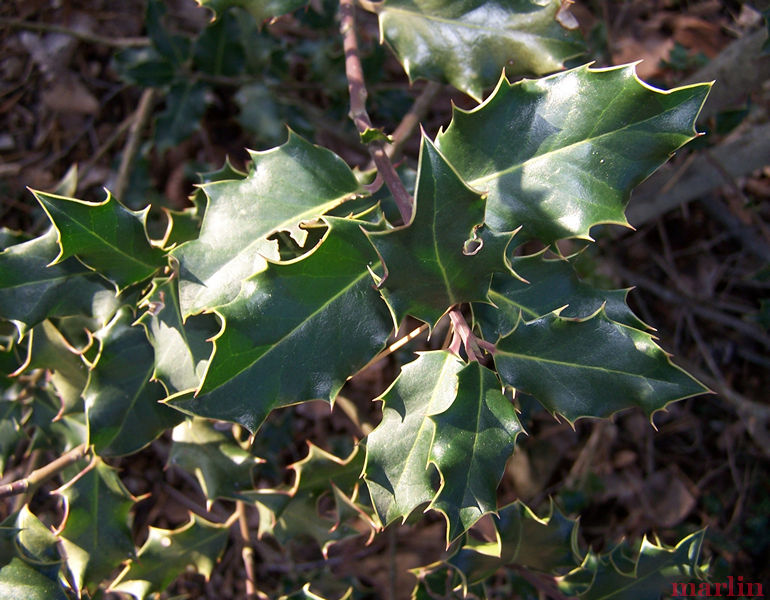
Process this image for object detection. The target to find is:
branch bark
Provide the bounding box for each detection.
[0,444,87,499]
[339,0,413,223]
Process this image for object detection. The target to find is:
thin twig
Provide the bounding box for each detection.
[114,89,155,201]
[351,323,429,380]
[0,444,87,499]
[387,81,442,161]
[339,0,413,224]
[236,501,266,600]
[0,17,150,48]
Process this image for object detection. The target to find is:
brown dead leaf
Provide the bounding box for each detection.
[42,77,99,114]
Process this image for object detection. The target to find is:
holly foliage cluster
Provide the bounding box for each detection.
[0,0,713,598]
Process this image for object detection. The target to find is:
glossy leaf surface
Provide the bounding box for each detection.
[0,229,117,336]
[57,460,135,593]
[171,218,392,432]
[378,0,584,101]
[172,132,361,315]
[494,310,708,422]
[436,64,711,242]
[136,278,218,395]
[364,351,464,525]
[368,136,514,326]
[429,362,521,543]
[33,191,165,289]
[475,250,647,341]
[85,308,184,456]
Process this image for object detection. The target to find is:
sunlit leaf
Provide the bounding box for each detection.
[378,0,584,101]
[435,64,711,242]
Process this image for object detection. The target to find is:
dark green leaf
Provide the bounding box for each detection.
[193,11,246,76]
[196,0,308,22]
[155,81,209,152]
[378,0,584,101]
[146,0,191,65]
[172,131,362,315]
[33,191,166,290]
[85,308,184,456]
[0,399,25,476]
[136,278,218,395]
[57,459,136,593]
[246,444,373,553]
[364,351,464,525]
[475,250,647,341]
[168,418,261,500]
[110,514,229,600]
[449,500,577,584]
[429,362,521,543]
[560,531,707,599]
[493,309,708,423]
[171,218,392,432]
[368,135,515,326]
[0,558,69,600]
[0,229,118,336]
[113,46,177,87]
[435,64,711,242]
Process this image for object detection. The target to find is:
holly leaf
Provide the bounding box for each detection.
[448,500,577,585]
[246,444,372,554]
[56,459,136,594]
[15,320,87,415]
[0,229,118,337]
[136,278,218,396]
[377,0,584,101]
[33,191,165,290]
[428,362,522,543]
[168,418,261,501]
[172,131,362,316]
[85,308,184,457]
[0,558,69,600]
[560,531,707,599]
[155,81,208,152]
[0,399,26,476]
[435,64,711,242]
[170,217,392,433]
[475,250,647,341]
[367,135,515,327]
[196,0,307,22]
[493,309,708,423]
[364,351,465,526]
[110,514,230,600]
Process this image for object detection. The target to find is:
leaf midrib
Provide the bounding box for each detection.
[465,101,687,189]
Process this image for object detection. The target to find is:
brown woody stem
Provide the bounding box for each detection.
[339,0,413,224]
[0,444,87,499]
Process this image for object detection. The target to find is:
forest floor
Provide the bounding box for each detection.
[1,0,769,598]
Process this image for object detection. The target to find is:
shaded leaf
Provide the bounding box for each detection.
[0,399,25,476]
[493,309,708,423]
[136,278,218,396]
[0,558,69,600]
[171,218,392,433]
[193,10,245,77]
[378,0,584,101]
[197,0,308,22]
[560,531,707,599]
[172,131,361,316]
[110,514,229,600]
[17,321,87,415]
[246,444,372,554]
[368,135,515,326]
[33,191,165,290]
[429,362,521,543]
[168,418,261,501]
[85,308,184,457]
[435,64,711,242]
[0,229,118,337]
[155,80,209,152]
[475,250,647,341]
[364,351,464,525]
[448,500,577,585]
[57,459,136,593]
